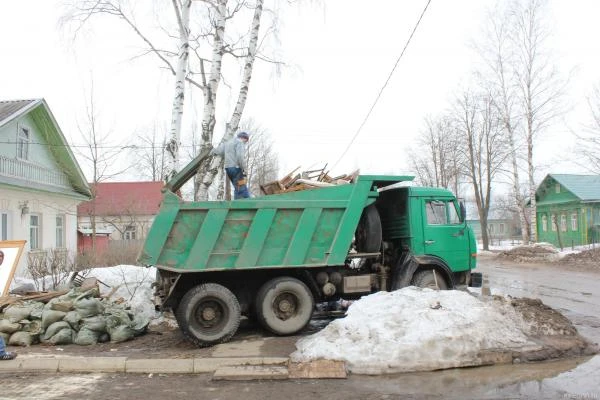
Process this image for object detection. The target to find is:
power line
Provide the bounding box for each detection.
[331,0,433,171]
[0,140,195,150]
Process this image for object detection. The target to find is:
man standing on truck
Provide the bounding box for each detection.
[212,131,251,199]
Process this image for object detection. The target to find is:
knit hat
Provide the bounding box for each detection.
[237,131,249,140]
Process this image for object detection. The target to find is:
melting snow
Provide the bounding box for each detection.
[291,287,536,374]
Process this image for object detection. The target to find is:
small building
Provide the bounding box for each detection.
[0,99,91,275]
[77,181,163,244]
[535,174,600,247]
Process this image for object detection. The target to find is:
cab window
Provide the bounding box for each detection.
[426,200,461,225]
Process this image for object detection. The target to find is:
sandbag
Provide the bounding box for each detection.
[43,321,71,341]
[49,299,74,313]
[47,328,73,345]
[0,319,20,334]
[74,297,104,318]
[108,325,134,343]
[3,305,31,322]
[74,327,101,346]
[41,310,67,330]
[28,302,45,320]
[80,316,107,333]
[131,314,150,336]
[8,331,36,347]
[63,311,82,331]
[20,320,42,335]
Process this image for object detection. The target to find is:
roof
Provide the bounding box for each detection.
[78,181,164,216]
[0,98,91,199]
[543,174,600,201]
[0,99,38,126]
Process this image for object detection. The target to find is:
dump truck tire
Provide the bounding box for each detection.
[176,283,241,347]
[355,204,382,253]
[411,269,448,290]
[255,277,314,336]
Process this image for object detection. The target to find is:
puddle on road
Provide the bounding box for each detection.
[357,355,600,399]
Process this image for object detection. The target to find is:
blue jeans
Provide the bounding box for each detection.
[225,167,250,199]
[0,336,5,354]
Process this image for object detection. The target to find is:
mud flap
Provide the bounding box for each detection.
[469,272,483,288]
[391,253,419,290]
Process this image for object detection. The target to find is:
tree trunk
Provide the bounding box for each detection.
[165,0,192,182]
[194,0,228,201]
[195,0,263,200]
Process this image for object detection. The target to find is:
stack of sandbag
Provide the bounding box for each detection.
[0,287,149,346]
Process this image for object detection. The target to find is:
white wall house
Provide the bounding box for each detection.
[0,99,91,276]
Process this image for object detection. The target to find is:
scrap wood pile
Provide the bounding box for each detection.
[0,276,148,347]
[260,164,360,195]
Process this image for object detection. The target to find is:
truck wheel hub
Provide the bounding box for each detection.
[274,293,297,318]
[202,307,216,321]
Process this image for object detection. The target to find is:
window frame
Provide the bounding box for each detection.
[17,123,31,160]
[123,224,137,241]
[56,214,65,248]
[1,211,11,241]
[560,214,567,232]
[542,215,547,232]
[30,213,42,250]
[571,212,578,232]
[551,214,557,232]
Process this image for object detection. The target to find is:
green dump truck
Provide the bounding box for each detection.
[139,151,481,347]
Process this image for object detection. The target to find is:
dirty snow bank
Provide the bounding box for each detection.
[291,287,537,374]
[84,265,158,321]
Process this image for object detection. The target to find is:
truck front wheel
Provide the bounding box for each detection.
[176,283,241,347]
[255,277,314,335]
[411,269,448,290]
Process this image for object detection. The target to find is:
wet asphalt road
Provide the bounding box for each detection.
[1,256,599,400]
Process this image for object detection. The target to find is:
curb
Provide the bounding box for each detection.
[0,356,291,375]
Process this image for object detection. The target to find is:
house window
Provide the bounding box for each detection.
[560,214,567,232]
[542,215,547,232]
[489,224,495,234]
[124,225,137,240]
[571,213,578,231]
[1,212,10,240]
[499,223,505,234]
[30,214,41,249]
[17,125,30,160]
[56,215,65,248]
[551,214,557,231]
[555,183,560,193]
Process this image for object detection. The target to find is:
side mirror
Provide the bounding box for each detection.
[459,202,466,222]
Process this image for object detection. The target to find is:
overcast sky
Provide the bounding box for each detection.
[1,0,599,189]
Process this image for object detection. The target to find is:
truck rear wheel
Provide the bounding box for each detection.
[411,269,448,290]
[355,204,382,253]
[176,283,241,347]
[255,277,314,335]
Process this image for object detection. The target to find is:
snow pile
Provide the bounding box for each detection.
[291,287,536,374]
[84,265,158,321]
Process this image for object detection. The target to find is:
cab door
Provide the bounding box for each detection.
[421,198,470,271]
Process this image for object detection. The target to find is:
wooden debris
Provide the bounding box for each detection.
[260,165,359,195]
[0,289,69,311]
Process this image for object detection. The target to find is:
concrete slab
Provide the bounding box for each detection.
[0,359,22,371]
[194,357,288,373]
[212,365,289,381]
[59,357,127,373]
[20,358,59,372]
[126,358,194,374]
[288,360,347,379]
[212,340,266,357]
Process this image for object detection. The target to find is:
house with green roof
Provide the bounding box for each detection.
[0,99,91,275]
[535,174,600,247]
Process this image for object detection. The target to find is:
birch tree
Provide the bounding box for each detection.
[409,115,462,195]
[577,85,600,172]
[512,0,564,242]
[63,0,282,199]
[454,91,509,250]
[475,2,529,243]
